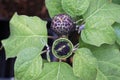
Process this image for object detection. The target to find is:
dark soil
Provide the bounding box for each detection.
[0,0,49,20]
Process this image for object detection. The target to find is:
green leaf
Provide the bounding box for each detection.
[95,69,108,80]
[92,44,120,80]
[45,0,65,18]
[92,44,120,67]
[113,23,120,45]
[62,0,89,17]
[81,25,116,46]
[84,0,120,24]
[73,48,98,80]
[79,39,120,67]
[15,47,42,80]
[112,0,120,4]
[78,39,120,79]
[81,0,120,46]
[38,62,79,80]
[1,13,47,58]
[98,61,120,80]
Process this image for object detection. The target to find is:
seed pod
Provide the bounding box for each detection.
[51,14,75,35]
[52,38,73,59]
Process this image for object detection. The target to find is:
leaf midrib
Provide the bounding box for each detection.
[85,2,106,21]
[56,63,61,80]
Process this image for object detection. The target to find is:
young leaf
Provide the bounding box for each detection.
[73,48,98,80]
[113,23,120,45]
[15,47,42,80]
[62,0,90,17]
[82,0,120,46]
[1,13,47,58]
[38,62,79,80]
[45,0,65,18]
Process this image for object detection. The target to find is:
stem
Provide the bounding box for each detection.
[46,44,51,62]
[75,19,83,24]
[41,48,51,62]
[61,34,69,38]
[73,48,78,52]
[41,38,51,62]
[0,45,3,51]
[59,59,62,62]
[47,51,51,62]
[41,50,48,54]
[48,36,58,39]
[74,43,79,48]
[72,43,79,52]
[109,0,112,3]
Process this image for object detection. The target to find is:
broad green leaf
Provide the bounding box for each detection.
[79,39,120,66]
[92,44,120,80]
[92,44,120,67]
[82,0,120,46]
[62,0,89,17]
[113,23,120,45]
[38,62,79,80]
[73,48,97,80]
[15,47,42,80]
[2,13,47,58]
[81,25,116,46]
[79,40,120,79]
[45,0,65,18]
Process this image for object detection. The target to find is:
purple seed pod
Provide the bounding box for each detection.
[51,14,75,35]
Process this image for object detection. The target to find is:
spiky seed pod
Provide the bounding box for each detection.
[51,14,75,35]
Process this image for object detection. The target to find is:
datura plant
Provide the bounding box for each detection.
[1,0,120,80]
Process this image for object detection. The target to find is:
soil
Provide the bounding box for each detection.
[0,0,49,20]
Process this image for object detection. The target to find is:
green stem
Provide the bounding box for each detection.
[41,50,48,54]
[41,38,51,62]
[47,50,51,62]
[72,43,79,52]
[75,19,83,24]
